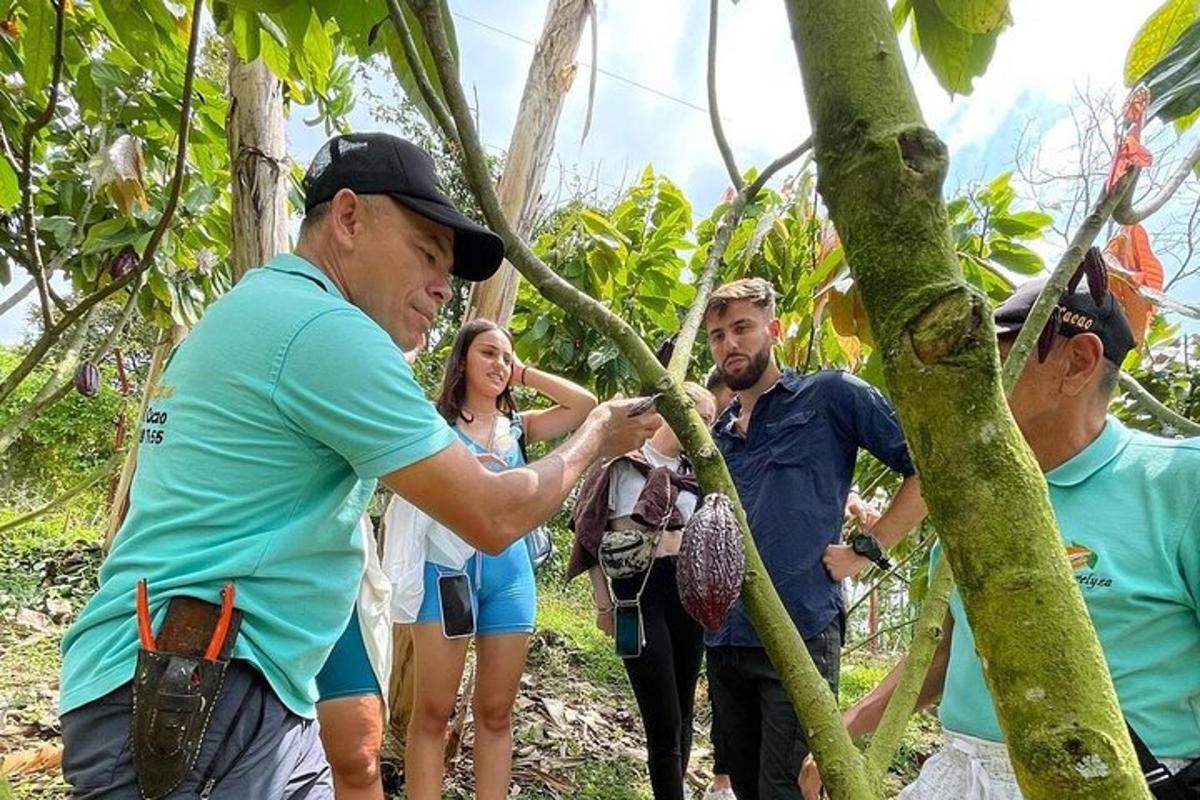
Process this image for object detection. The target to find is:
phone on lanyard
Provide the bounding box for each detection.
[438,573,475,639]
[614,601,643,658]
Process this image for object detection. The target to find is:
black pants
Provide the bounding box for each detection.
[612,557,705,800]
[706,617,842,800]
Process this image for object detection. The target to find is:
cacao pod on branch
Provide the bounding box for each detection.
[677,493,744,631]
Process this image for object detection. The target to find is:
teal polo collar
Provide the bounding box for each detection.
[1045,416,1132,488]
[262,253,347,301]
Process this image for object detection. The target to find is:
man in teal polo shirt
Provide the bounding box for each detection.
[803,271,1200,798]
[58,133,662,799]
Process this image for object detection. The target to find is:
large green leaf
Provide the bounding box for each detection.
[911,0,1000,95]
[0,157,18,211]
[989,240,1044,274]
[933,0,1010,34]
[231,8,262,63]
[22,0,55,107]
[990,209,1053,238]
[1138,19,1200,123]
[93,0,162,64]
[1125,0,1200,86]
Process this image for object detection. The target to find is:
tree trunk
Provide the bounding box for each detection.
[227,47,288,281]
[103,327,183,551]
[783,2,1148,797]
[463,0,591,326]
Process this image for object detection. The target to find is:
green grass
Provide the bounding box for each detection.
[536,580,630,693]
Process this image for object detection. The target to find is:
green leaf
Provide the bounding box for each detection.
[1125,0,1200,86]
[22,0,55,107]
[0,157,18,211]
[81,217,132,254]
[231,8,262,63]
[911,0,1000,95]
[225,0,297,11]
[990,209,1053,238]
[932,0,1010,34]
[1174,105,1200,134]
[38,214,76,244]
[892,0,913,30]
[148,270,172,307]
[1139,20,1200,123]
[93,0,162,64]
[989,240,1044,274]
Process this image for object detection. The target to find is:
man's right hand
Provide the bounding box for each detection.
[590,397,662,460]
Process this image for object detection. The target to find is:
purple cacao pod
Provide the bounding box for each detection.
[677,493,745,631]
[73,361,100,398]
[108,247,138,280]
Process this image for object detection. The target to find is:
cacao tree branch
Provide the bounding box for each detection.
[1118,370,1200,436]
[667,137,812,381]
[0,0,204,408]
[0,450,124,537]
[386,0,461,150]
[0,279,36,317]
[1113,138,1200,225]
[863,555,951,776]
[842,614,918,656]
[706,0,742,191]
[1001,170,1135,394]
[19,0,68,332]
[407,2,875,797]
[784,1,1148,797]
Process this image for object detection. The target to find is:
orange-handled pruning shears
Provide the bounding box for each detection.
[135,579,237,662]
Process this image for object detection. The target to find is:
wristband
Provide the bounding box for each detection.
[520,365,529,385]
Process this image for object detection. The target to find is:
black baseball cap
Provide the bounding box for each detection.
[993,277,1135,364]
[302,132,504,281]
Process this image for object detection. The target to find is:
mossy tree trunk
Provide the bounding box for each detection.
[783,2,1149,798]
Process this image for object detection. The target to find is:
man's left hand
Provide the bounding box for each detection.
[823,544,870,581]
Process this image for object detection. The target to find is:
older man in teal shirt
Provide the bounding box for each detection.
[805,273,1200,798]
[58,133,661,799]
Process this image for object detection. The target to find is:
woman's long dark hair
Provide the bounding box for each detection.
[435,318,520,427]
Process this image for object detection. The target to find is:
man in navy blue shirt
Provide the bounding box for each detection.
[703,278,926,800]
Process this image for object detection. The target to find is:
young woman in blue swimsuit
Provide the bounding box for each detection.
[403,319,596,800]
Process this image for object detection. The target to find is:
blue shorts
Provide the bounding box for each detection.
[416,541,536,636]
[315,607,382,702]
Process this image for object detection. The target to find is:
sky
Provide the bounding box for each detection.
[3,0,1197,344]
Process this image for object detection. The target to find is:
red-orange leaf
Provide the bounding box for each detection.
[1105,223,1165,348]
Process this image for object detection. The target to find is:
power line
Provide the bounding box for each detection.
[451,10,721,121]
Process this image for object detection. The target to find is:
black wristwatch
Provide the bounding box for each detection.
[850,533,892,571]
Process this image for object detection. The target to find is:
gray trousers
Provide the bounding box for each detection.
[61,660,332,799]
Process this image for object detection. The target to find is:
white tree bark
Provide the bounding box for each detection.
[227,48,289,280]
[464,0,592,325]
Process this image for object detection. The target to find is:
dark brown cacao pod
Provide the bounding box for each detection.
[108,247,138,280]
[73,361,100,398]
[677,493,745,631]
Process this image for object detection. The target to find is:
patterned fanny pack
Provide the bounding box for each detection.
[598,528,661,579]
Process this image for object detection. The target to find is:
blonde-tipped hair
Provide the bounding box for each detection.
[704,277,778,321]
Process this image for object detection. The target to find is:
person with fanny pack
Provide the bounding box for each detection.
[56,132,661,800]
[803,261,1200,799]
[567,381,718,800]
[385,317,596,800]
